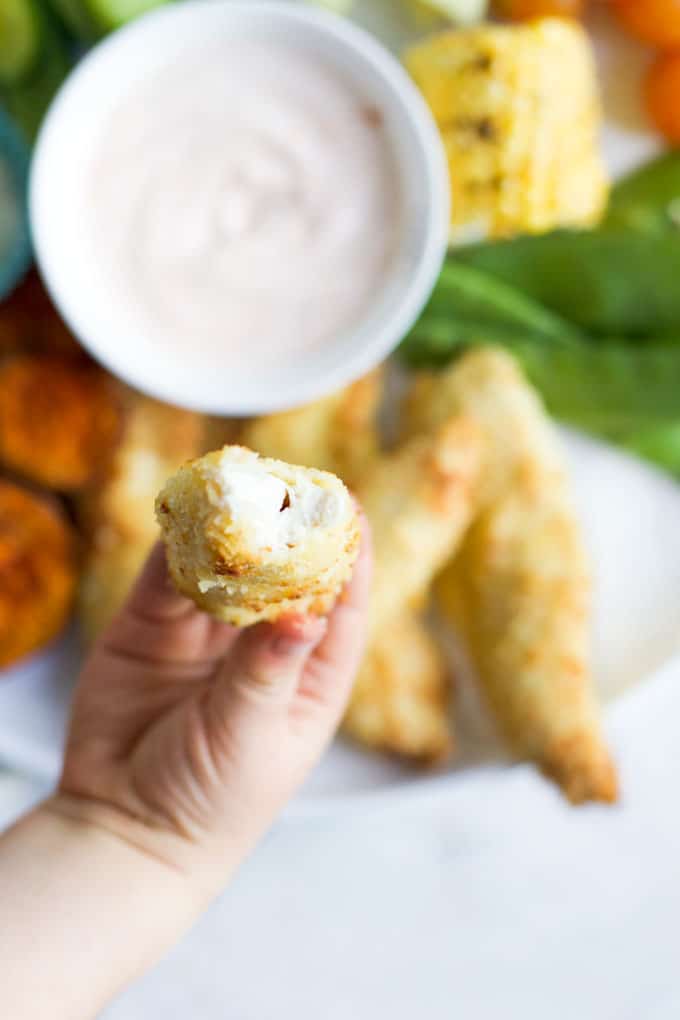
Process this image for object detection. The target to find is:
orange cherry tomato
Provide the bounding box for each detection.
[612,0,680,49]
[645,51,680,143]
[494,0,585,19]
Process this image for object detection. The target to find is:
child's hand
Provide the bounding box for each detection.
[56,517,371,890]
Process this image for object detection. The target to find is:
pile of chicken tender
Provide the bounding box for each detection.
[0,274,617,805]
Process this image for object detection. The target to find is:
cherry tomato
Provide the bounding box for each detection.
[494,0,585,19]
[645,51,680,143]
[612,0,680,49]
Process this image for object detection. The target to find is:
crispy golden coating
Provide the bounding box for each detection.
[241,372,457,760]
[0,271,83,359]
[406,345,558,505]
[357,415,482,641]
[0,355,122,490]
[240,371,383,485]
[437,482,616,804]
[156,446,360,627]
[0,480,77,669]
[78,392,204,639]
[409,348,616,803]
[344,611,452,763]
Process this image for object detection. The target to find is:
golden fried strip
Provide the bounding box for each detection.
[0,480,76,668]
[343,610,452,764]
[357,415,482,642]
[156,446,360,627]
[243,374,461,761]
[409,348,616,803]
[0,354,122,490]
[77,391,204,639]
[406,345,559,505]
[240,371,383,485]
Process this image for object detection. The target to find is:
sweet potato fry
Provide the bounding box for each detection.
[0,480,76,669]
[0,354,122,490]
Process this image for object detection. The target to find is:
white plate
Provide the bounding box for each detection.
[0,4,676,809]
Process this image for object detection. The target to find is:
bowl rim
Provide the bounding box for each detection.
[29,0,449,414]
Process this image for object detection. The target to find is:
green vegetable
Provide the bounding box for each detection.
[403,315,680,430]
[49,0,171,39]
[604,150,680,236]
[417,261,584,345]
[509,339,680,434]
[0,1,72,141]
[615,422,680,478]
[453,230,680,339]
[0,0,41,84]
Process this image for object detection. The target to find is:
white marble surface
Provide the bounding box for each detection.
[2,658,680,1020]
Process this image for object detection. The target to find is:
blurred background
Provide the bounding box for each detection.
[2,0,680,1016]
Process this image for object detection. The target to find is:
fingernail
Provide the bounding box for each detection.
[271,619,326,656]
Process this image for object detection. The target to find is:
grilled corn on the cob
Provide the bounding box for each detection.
[405,18,609,243]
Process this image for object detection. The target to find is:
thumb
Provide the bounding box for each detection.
[217,615,328,712]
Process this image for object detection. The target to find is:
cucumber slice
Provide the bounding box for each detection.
[0,0,41,84]
[85,0,171,33]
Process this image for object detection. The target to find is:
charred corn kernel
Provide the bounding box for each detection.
[405,18,609,242]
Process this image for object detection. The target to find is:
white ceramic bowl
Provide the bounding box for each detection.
[30,1,448,414]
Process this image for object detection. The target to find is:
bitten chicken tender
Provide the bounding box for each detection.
[0,354,122,490]
[240,371,383,486]
[78,392,204,639]
[0,480,76,669]
[357,416,482,641]
[156,446,361,627]
[405,18,608,242]
[408,348,617,803]
[343,610,452,764]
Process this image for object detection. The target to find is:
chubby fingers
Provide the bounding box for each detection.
[100,542,239,666]
[296,512,373,716]
[211,615,328,720]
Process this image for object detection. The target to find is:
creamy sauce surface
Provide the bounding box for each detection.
[88,41,400,370]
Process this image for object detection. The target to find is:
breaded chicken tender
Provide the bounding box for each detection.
[406,346,554,505]
[0,480,76,668]
[240,371,383,485]
[437,484,616,803]
[156,446,360,627]
[358,416,482,641]
[78,392,204,638]
[343,610,452,763]
[408,348,617,803]
[242,372,455,761]
[0,354,122,490]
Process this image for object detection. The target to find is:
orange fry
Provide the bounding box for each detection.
[0,480,77,669]
[0,354,122,490]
